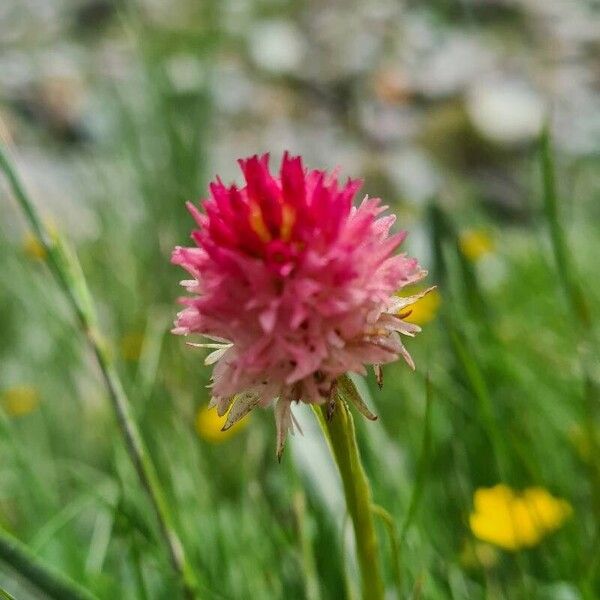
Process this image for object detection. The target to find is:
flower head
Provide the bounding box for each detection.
[172,153,431,457]
[469,484,572,551]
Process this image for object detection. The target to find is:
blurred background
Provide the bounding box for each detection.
[0,0,599,598]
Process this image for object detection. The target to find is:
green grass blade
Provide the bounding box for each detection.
[400,376,434,541]
[0,526,98,600]
[539,127,591,330]
[0,144,201,599]
[447,326,508,480]
[0,586,16,600]
[540,128,600,521]
[428,203,489,326]
[372,504,402,599]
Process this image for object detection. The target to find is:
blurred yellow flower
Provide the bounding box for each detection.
[459,229,494,262]
[402,288,441,325]
[195,404,249,443]
[22,222,58,261]
[120,332,145,362]
[23,232,47,261]
[1,386,40,417]
[470,484,572,551]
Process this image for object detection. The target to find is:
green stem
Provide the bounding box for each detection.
[0,526,97,600]
[371,505,402,598]
[0,145,200,599]
[314,397,385,600]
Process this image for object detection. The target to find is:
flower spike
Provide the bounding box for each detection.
[172,153,429,457]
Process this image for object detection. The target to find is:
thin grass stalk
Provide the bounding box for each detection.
[371,505,402,598]
[539,128,600,521]
[0,526,97,600]
[340,515,359,600]
[0,145,200,599]
[539,127,591,330]
[430,205,533,594]
[428,203,509,479]
[447,327,509,481]
[314,398,385,600]
[428,203,489,327]
[399,376,434,542]
[0,588,15,600]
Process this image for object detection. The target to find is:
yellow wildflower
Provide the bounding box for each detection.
[459,229,494,262]
[469,484,572,551]
[22,222,58,261]
[195,404,249,443]
[1,386,40,417]
[120,332,145,362]
[402,287,441,325]
[23,232,47,261]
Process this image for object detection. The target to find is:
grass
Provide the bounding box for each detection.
[1,12,599,600]
[0,144,200,599]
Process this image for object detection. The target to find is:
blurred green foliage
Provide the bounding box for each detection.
[1,0,599,599]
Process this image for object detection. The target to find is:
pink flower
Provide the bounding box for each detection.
[173,153,431,457]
